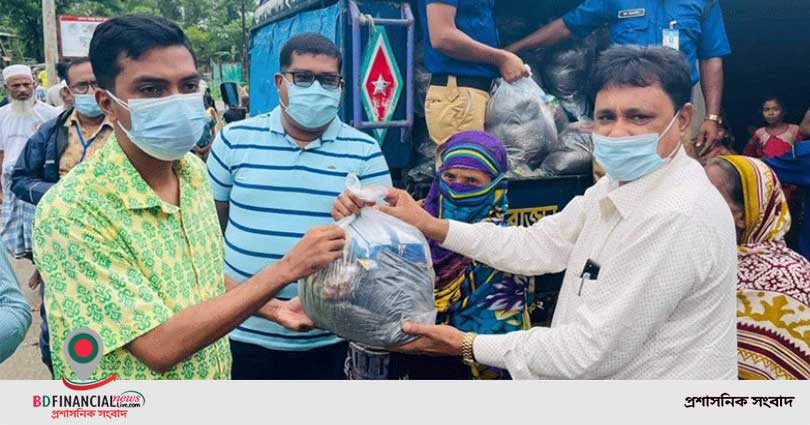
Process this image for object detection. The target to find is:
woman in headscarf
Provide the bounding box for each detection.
[705,155,810,379]
[392,130,531,379]
[333,131,530,379]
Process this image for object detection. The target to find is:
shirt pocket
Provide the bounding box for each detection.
[610,17,650,45]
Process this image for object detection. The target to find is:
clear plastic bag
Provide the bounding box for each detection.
[300,175,437,349]
[485,75,559,172]
[538,29,610,120]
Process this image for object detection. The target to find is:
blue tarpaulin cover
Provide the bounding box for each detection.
[249,3,342,115]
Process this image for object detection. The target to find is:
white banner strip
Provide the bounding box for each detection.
[2,380,808,424]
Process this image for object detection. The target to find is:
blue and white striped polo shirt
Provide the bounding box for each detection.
[207,107,392,351]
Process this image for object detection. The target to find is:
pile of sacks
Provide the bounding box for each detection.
[528,29,611,121]
[484,75,559,177]
[539,119,595,176]
[407,25,609,183]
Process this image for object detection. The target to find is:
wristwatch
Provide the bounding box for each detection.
[705,114,723,124]
[461,332,478,367]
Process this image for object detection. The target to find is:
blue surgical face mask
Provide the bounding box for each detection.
[107,91,207,161]
[73,94,104,118]
[593,112,681,182]
[280,76,341,130]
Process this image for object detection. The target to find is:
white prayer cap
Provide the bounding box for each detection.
[2,64,33,81]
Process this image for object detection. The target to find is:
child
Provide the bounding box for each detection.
[744,96,803,223]
[743,96,801,158]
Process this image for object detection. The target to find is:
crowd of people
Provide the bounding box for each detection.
[0,0,808,381]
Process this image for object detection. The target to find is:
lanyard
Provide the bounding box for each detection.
[73,123,97,161]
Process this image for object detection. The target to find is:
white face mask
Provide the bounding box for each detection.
[107,91,207,161]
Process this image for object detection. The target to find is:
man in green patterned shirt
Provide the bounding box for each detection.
[33,15,345,380]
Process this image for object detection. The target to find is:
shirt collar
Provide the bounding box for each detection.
[106,134,193,212]
[64,108,113,131]
[269,106,341,149]
[601,146,690,219]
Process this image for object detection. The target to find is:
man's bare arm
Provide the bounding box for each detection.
[126,226,344,373]
[696,57,724,155]
[214,201,229,234]
[505,19,573,54]
[800,110,810,138]
[427,4,527,82]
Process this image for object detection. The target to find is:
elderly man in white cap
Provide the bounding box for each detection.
[0,64,59,259]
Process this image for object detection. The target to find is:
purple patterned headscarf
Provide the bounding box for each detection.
[423,130,509,218]
[423,130,509,268]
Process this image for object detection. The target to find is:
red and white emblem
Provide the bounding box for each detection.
[360,27,403,145]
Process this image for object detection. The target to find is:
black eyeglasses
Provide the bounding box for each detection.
[282,71,342,90]
[70,80,99,94]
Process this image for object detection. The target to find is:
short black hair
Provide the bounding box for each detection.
[279,33,342,71]
[89,14,196,92]
[204,92,215,110]
[590,45,692,112]
[223,107,247,124]
[763,95,785,110]
[56,61,69,81]
[63,57,91,86]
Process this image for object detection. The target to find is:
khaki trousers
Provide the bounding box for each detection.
[425,75,490,150]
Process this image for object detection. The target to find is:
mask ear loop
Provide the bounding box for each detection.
[105,90,130,111]
[662,110,683,160]
[277,74,293,111]
[105,90,135,135]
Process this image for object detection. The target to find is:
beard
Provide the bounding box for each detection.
[10,96,35,115]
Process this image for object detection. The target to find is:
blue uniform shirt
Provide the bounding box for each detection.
[418,0,500,78]
[562,0,731,84]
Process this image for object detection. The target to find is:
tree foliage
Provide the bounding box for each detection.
[0,0,256,67]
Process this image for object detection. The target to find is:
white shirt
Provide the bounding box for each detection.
[0,101,59,172]
[442,148,739,379]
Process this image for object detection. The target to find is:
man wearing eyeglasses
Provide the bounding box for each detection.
[207,33,392,379]
[9,57,113,376]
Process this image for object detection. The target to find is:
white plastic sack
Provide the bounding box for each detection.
[485,76,558,174]
[300,175,437,349]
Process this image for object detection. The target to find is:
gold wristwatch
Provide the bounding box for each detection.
[705,114,722,125]
[462,332,478,367]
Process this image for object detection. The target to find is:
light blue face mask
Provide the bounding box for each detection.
[73,94,104,118]
[593,112,681,182]
[281,76,341,130]
[108,91,207,161]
